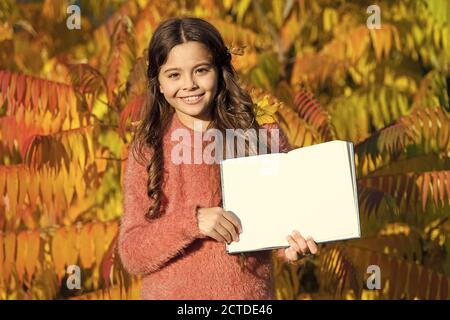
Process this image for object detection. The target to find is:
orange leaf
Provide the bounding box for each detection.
[0,167,6,207]
[6,167,18,221]
[25,230,40,283]
[3,232,16,285]
[24,76,32,108]
[7,72,17,110]
[66,225,79,266]
[0,234,4,287]
[16,231,28,283]
[105,222,119,247]
[40,80,49,113]
[31,77,40,112]
[446,172,450,206]
[27,167,39,208]
[17,167,28,214]
[1,71,10,96]
[48,82,57,115]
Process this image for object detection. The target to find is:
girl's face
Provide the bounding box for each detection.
[158,41,218,130]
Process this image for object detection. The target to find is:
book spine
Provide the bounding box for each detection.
[219,160,227,210]
[349,142,361,238]
[220,161,231,254]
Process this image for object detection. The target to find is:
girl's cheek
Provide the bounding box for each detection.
[199,74,218,90]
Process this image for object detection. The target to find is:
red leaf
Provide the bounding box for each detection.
[408,263,418,299]
[439,275,448,300]
[16,73,26,105]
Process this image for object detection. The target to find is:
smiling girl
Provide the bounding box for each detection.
[118,17,318,300]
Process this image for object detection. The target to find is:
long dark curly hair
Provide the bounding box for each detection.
[131,17,271,270]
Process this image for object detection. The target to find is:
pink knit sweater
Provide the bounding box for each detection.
[118,112,292,300]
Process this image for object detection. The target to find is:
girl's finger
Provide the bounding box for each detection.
[292,231,308,254]
[306,236,319,254]
[219,217,239,242]
[215,224,233,243]
[285,247,298,262]
[209,229,227,243]
[286,235,301,253]
[223,211,243,233]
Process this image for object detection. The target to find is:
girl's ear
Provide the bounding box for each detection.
[159,86,164,93]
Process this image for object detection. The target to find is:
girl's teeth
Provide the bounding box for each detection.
[182,95,203,103]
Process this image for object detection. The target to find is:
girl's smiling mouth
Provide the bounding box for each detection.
[179,93,205,104]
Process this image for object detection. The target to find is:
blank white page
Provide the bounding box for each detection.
[220,153,287,253]
[221,140,360,254]
[282,141,360,243]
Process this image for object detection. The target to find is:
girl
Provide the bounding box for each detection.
[118,17,319,300]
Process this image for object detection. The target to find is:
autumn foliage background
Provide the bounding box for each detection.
[0,0,449,300]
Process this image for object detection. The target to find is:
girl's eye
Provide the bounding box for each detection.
[168,68,209,79]
[196,68,209,74]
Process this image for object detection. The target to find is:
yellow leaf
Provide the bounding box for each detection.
[323,8,337,32]
[105,222,119,248]
[370,29,382,62]
[236,0,251,24]
[53,170,66,222]
[62,164,75,206]
[52,227,67,282]
[74,164,86,200]
[76,134,86,170]
[80,224,94,269]
[272,0,284,28]
[86,128,95,164]
[92,222,105,268]
[41,168,55,223]
[383,26,392,59]
[256,114,276,125]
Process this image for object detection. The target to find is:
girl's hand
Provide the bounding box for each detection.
[196,207,242,244]
[285,230,319,262]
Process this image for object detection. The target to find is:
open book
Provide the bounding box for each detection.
[219,140,361,254]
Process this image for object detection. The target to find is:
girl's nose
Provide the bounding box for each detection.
[182,75,199,90]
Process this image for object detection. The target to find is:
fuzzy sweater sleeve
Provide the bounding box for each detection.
[261,122,294,263]
[118,148,206,276]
